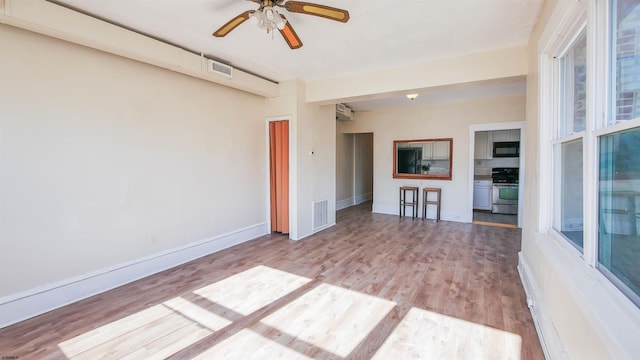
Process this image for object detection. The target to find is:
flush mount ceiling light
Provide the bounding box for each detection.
[213,0,350,50]
[406,94,419,101]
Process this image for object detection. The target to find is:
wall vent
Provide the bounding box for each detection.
[313,199,329,230]
[208,59,233,78]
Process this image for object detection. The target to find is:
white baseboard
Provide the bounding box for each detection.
[336,197,355,211]
[372,203,468,223]
[518,251,564,360]
[0,222,268,329]
[336,193,373,211]
[312,222,336,234]
[354,192,373,205]
[372,203,399,216]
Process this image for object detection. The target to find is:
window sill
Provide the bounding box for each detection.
[527,229,640,359]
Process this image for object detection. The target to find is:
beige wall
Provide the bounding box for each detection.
[340,96,525,220]
[299,88,337,236]
[310,103,337,228]
[0,25,267,296]
[265,80,336,239]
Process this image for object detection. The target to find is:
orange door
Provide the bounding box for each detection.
[269,120,289,234]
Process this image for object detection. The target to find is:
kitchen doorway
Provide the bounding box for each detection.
[468,122,525,228]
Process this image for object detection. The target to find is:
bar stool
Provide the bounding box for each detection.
[399,186,419,218]
[422,187,441,222]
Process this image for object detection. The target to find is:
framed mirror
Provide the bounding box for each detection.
[393,138,453,180]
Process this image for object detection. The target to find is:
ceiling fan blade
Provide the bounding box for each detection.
[282,1,349,23]
[212,10,252,37]
[278,15,303,49]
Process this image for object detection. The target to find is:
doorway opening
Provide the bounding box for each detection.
[336,132,374,217]
[469,123,525,228]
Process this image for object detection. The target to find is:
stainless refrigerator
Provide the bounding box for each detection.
[397,148,422,174]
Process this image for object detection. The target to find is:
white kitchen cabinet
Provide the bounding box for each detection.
[473,180,493,210]
[492,129,520,142]
[475,130,520,160]
[433,140,450,159]
[422,142,433,160]
[422,141,449,160]
[511,130,521,141]
[474,131,492,160]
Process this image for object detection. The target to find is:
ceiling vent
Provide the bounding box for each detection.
[336,103,353,121]
[208,59,233,78]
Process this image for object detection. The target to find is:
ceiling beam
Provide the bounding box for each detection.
[305,46,528,105]
[0,0,279,98]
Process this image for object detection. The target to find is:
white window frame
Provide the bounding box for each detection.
[538,0,640,357]
[548,11,589,254]
[605,0,640,127]
[595,0,640,286]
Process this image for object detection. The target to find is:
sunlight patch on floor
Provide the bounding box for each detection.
[372,307,522,359]
[260,283,396,357]
[472,220,519,229]
[58,266,523,359]
[193,329,313,360]
[194,265,312,315]
[162,296,231,330]
[58,299,219,359]
[58,265,310,359]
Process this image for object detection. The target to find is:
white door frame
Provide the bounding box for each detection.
[265,116,295,239]
[468,121,526,227]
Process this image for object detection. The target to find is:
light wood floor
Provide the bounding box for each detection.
[0,202,544,359]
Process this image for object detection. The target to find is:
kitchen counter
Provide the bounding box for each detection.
[474,175,492,181]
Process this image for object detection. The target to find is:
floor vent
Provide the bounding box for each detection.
[313,199,328,230]
[208,59,233,78]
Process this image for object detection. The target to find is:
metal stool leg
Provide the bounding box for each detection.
[422,187,441,222]
[400,186,419,218]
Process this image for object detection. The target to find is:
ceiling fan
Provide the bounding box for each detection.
[212,0,350,49]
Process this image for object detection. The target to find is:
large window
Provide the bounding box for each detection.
[611,0,640,124]
[556,139,584,248]
[553,30,587,250]
[561,30,588,136]
[597,0,640,306]
[549,0,640,307]
[599,127,640,305]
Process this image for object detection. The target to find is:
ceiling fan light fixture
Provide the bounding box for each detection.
[264,6,275,20]
[249,11,262,26]
[212,1,350,50]
[406,94,419,101]
[248,6,286,33]
[275,14,287,30]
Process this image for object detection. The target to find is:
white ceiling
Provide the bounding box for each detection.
[346,80,527,112]
[49,0,543,110]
